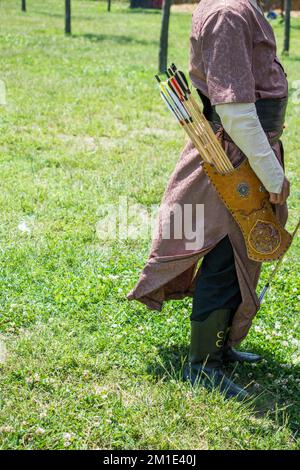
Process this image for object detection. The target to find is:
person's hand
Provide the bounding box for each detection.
[269,176,290,205]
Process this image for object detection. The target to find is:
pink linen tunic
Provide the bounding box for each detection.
[128,0,288,346]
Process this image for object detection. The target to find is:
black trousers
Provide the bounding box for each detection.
[191,236,242,322]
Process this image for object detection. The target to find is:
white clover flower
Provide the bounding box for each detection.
[0,426,13,433]
[281,363,292,369]
[18,221,31,233]
[35,427,45,435]
[0,339,7,365]
[291,354,300,365]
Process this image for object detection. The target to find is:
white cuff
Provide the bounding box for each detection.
[216,102,284,194]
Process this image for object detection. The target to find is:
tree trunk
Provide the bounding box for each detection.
[159,0,172,74]
[283,0,291,53]
[21,0,26,12]
[65,0,71,35]
[107,0,111,12]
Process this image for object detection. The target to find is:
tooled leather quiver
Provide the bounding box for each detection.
[203,159,292,262]
[156,66,292,263]
[199,92,292,262]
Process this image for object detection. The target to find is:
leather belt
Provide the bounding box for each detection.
[197,90,288,142]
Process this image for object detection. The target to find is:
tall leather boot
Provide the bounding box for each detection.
[222,346,262,365]
[183,309,249,400]
[221,315,262,365]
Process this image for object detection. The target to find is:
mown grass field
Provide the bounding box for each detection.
[0,0,299,450]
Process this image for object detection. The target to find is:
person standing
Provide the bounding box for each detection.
[128,0,290,399]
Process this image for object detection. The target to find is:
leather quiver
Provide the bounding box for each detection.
[203,159,292,262]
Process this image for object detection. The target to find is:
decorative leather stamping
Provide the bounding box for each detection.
[249,221,281,254]
[237,182,250,198]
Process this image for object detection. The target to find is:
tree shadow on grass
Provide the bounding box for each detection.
[147,341,300,434]
[285,55,300,62]
[33,8,161,21]
[30,10,108,22]
[126,8,162,15]
[75,33,158,46]
[30,10,77,20]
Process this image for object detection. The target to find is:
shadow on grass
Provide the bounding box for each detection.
[147,341,300,434]
[236,344,300,434]
[75,33,157,46]
[32,8,161,20]
[126,8,162,15]
[284,55,300,62]
[147,343,188,380]
[30,10,110,22]
[29,10,75,20]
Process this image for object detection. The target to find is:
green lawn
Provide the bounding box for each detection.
[0,0,299,450]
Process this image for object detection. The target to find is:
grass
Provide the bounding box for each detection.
[0,0,299,450]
